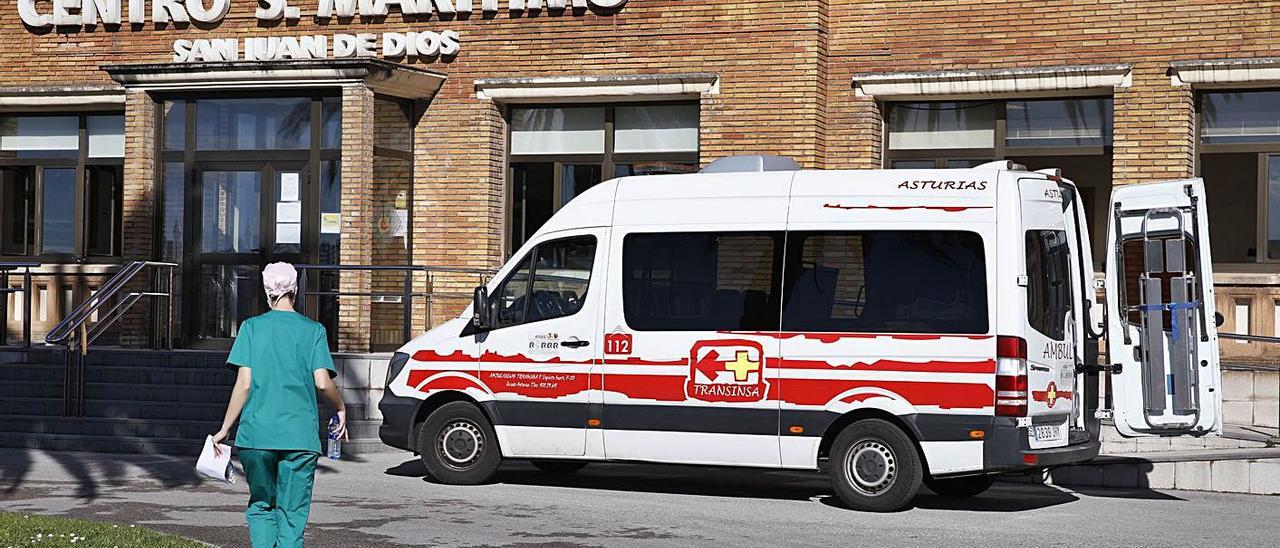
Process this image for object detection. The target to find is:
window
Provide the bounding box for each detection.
[491,235,597,329]
[888,102,997,151]
[886,99,1113,267]
[623,232,781,331]
[0,114,124,260]
[782,231,988,334]
[1026,230,1072,339]
[1199,91,1280,263]
[508,103,699,252]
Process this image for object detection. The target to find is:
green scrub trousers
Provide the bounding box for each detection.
[240,448,319,548]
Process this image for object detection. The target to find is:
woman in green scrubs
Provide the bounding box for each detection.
[212,262,348,548]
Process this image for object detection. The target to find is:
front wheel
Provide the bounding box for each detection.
[924,474,996,498]
[417,401,502,485]
[828,419,923,512]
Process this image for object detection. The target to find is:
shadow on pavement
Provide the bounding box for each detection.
[0,448,206,502]
[386,458,1085,512]
[1059,485,1185,501]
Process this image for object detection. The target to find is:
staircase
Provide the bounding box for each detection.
[0,348,385,456]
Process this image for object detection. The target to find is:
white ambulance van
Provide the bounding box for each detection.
[378,157,1222,512]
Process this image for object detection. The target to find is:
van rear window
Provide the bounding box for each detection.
[781,231,989,334]
[623,232,782,331]
[1026,230,1072,340]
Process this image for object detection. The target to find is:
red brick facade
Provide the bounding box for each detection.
[4,1,1280,350]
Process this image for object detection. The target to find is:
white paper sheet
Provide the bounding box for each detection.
[279,173,300,202]
[320,212,341,234]
[276,222,301,244]
[276,201,302,223]
[195,435,236,484]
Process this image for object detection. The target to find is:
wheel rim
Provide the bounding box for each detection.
[437,419,484,470]
[844,439,897,496]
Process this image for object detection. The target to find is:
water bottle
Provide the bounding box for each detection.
[327,413,342,460]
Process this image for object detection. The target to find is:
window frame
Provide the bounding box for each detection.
[485,234,599,332]
[781,230,991,335]
[1025,229,1073,340]
[505,101,700,257]
[156,90,348,267]
[883,97,1112,168]
[0,112,124,262]
[1194,89,1280,264]
[621,230,785,333]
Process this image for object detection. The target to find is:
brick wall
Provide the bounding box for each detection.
[338,85,375,351]
[9,1,1280,345]
[119,90,156,348]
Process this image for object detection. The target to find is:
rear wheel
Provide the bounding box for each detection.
[417,401,502,485]
[531,460,588,474]
[924,474,996,498]
[828,419,923,512]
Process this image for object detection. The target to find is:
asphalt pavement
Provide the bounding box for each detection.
[1,448,1277,547]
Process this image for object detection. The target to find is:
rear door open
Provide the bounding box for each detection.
[1105,179,1222,437]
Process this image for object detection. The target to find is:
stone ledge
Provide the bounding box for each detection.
[851,63,1132,99]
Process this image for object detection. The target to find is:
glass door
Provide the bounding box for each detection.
[187,162,309,347]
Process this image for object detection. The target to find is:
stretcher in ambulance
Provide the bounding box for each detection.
[378,157,1221,512]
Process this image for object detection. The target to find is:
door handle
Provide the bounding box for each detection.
[561,340,590,348]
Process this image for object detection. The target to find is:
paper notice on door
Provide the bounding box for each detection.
[276,222,301,244]
[276,201,302,223]
[279,173,300,202]
[320,212,341,234]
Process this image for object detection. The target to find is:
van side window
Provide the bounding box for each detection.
[492,235,597,329]
[623,232,781,331]
[1026,230,1072,340]
[782,231,989,334]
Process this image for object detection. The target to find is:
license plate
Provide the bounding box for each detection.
[1034,424,1063,442]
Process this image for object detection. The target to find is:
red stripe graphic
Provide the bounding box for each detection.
[603,374,688,402]
[412,349,591,366]
[777,358,995,374]
[779,378,993,408]
[603,357,687,367]
[720,331,992,342]
[823,203,993,212]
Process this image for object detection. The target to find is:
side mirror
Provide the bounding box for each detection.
[472,286,492,330]
[1214,311,1225,328]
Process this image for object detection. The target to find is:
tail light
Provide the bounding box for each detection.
[995,335,1028,417]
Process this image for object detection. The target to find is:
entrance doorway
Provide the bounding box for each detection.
[159,93,343,348]
[187,163,309,346]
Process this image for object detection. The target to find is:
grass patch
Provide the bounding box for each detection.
[0,512,205,547]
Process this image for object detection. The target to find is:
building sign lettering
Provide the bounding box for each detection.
[17,0,626,60]
[19,0,626,27]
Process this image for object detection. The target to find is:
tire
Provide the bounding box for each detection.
[924,474,996,498]
[531,460,589,474]
[417,401,502,485]
[828,419,923,512]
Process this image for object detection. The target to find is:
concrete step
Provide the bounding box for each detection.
[1098,424,1274,454]
[1042,448,1280,495]
[0,349,231,368]
[0,380,62,399]
[0,364,235,386]
[0,415,225,439]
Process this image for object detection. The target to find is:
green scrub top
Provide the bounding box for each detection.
[227,309,336,453]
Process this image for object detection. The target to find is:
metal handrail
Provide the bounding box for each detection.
[0,262,39,347]
[45,261,177,347]
[293,264,494,345]
[42,260,178,417]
